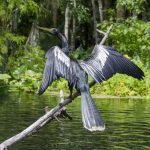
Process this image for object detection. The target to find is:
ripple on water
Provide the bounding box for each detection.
[0,93,150,150]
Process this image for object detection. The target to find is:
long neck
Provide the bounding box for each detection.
[57,32,70,55]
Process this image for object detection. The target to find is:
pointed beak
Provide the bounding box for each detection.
[37,26,54,34]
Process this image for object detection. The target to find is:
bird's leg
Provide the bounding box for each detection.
[68,82,73,100]
[61,109,72,120]
[68,90,73,99]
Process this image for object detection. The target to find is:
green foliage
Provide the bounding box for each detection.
[73,5,90,23]
[0,0,39,66]
[0,74,11,84]
[9,69,41,92]
[0,1,9,22]
[90,61,149,97]
[59,0,90,24]
[4,32,26,45]
[7,0,39,15]
[0,0,149,97]
[104,8,116,21]
[116,0,146,14]
[70,47,88,60]
[99,18,150,66]
[0,74,11,93]
[0,32,26,66]
[0,35,8,55]
[7,46,44,92]
[49,78,69,92]
[0,0,39,28]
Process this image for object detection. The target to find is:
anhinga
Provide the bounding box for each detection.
[37,27,144,132]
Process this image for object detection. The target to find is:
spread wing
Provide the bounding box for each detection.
[38,46,72,95]
[79,45,144,83]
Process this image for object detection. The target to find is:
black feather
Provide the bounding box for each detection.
[79,45,144,83]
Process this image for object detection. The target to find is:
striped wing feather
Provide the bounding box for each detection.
[79,45,144,83]
[38,46,72,95]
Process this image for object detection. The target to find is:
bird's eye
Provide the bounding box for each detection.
[53,29,57,33]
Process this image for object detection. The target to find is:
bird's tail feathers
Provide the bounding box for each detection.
[81,91,105,131]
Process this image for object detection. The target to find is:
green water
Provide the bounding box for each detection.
[0,92,150,150]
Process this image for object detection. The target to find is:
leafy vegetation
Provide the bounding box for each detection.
[91,67,150,97]
[116,0,146,15]
[7,46,44,92]
[99,18,150,67]
[0,0,149,97]
[0,73,11,93]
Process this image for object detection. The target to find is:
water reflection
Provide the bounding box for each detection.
[0,92,150,150]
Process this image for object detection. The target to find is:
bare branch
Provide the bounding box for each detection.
[0,92,71,149]
[96,29,106,35]
[0,25,113,150]
[99,25,113,45]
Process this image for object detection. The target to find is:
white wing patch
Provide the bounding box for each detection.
[54,46,70,67]
[96,45,109,68]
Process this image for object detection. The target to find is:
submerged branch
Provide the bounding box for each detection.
[0,25,113,150]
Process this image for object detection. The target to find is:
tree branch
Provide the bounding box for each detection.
[0,25,113,150]
[99,25,113,45]
[96,29,105,36]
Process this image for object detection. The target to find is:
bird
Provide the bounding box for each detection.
[37,27,73,97]
[37,27,144,132]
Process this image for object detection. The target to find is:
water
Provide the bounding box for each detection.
[0,92,150,150]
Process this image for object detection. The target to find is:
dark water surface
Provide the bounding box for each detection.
[0,92,150,150]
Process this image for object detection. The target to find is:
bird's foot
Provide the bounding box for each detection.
[59,102,63,107]
[54,115,61,122]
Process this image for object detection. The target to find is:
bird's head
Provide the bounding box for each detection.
[37,26,60,35]
[49,28,60,35]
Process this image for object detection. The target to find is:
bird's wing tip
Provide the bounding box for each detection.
[37,89,44,95]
